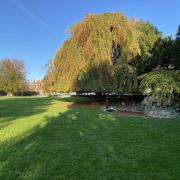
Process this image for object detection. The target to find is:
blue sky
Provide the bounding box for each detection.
[0,0,180,81]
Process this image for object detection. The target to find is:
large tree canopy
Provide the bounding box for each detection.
[43,12,179,100]
[44,13,141,93]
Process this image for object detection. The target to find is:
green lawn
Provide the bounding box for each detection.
[0,97,180,179]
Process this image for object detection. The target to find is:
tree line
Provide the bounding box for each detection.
[43,12,179,103]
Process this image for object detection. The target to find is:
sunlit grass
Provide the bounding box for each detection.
[0,97,61,144]
[0,97,180,179]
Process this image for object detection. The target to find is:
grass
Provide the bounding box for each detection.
[0,97,180,179]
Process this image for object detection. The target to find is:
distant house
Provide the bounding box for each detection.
[29,80,43,95]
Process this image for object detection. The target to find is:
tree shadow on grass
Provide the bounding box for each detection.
[57,96,100,103]
[0,97,54,125]
[0,103,180,179]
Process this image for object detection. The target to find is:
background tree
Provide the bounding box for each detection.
[150,36,174,69]
[176,25,180,38]
[138,25,180,105]
[172,25,180,69]
[131,21,162,75]
[0,58,27,95]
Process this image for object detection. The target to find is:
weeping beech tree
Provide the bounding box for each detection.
[44,13,142,93]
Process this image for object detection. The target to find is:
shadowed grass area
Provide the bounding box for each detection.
[0,97,180,179]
